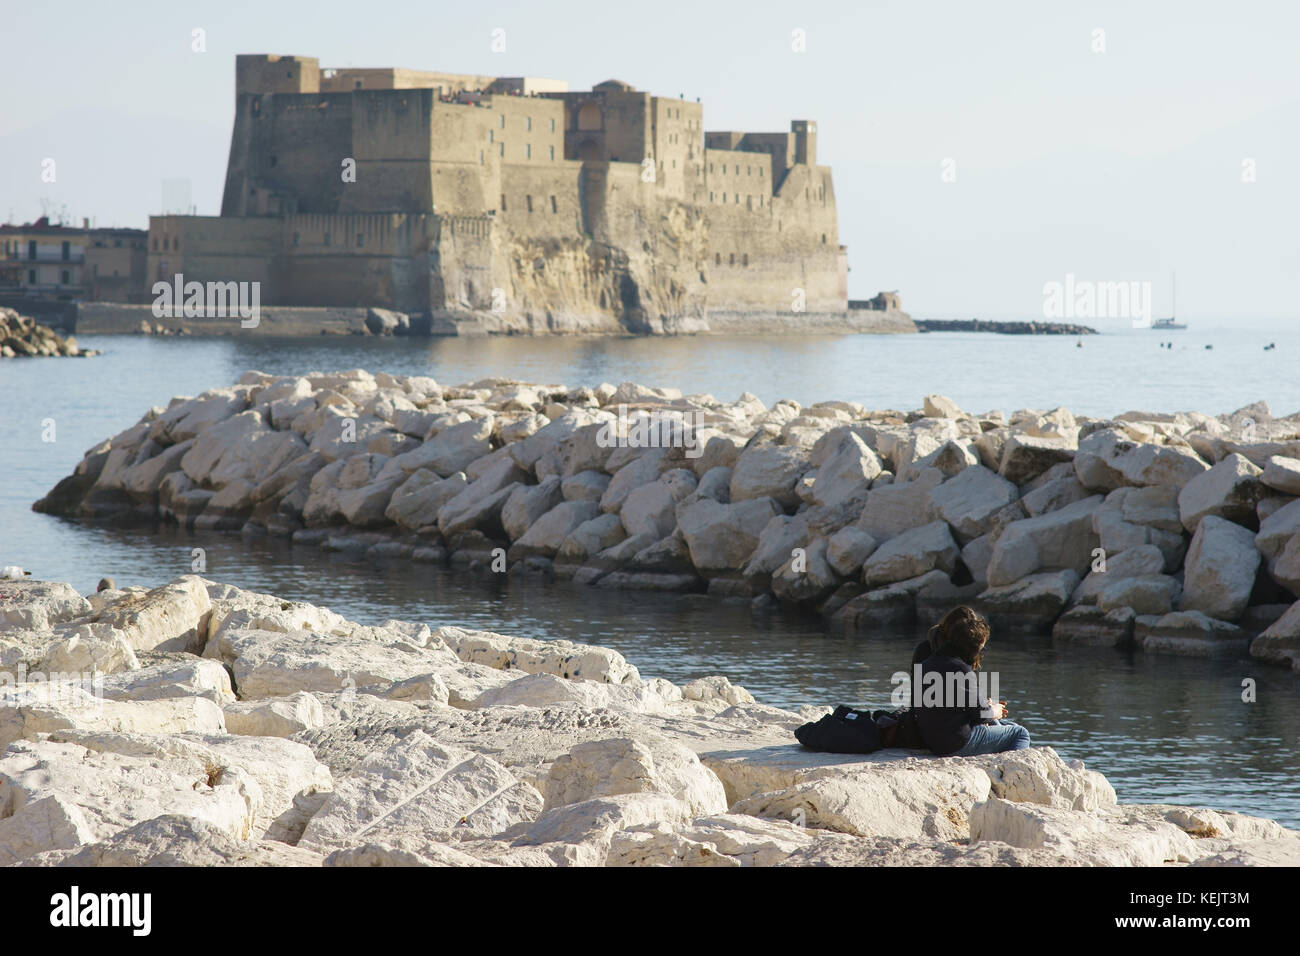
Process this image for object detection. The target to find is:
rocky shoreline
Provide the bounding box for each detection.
[0,574,1295,866]
[0,307,98,357]
[34,372,1300,671]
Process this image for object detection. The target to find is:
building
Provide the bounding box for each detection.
[0,218,148,302]
[148,54,848,331]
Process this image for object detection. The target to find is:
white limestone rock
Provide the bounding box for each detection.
[544,736,728,817]
[1178,515,1260,620]
[985,496,1103,587]
[1177,453,1267,532]
[929,465,1019,542]
[298,731,543,852]
[224,691,325,737]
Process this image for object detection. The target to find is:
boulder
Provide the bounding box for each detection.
[1249,601,1300,671]
[1135,611,1248,657]
[856,469,944,541]
[985,497,1102,587]
[511,501,602,559]
[929,465,1019,542]
[1178,516,1260,620]
[399,416,494,477]
[543,737,727,817]
[862,521,960,588]
[1261,456,1300,495]
[1177,453,1266,532]
[825,526,880,577]
[384,470,467,530]
[729,446,809,508]
[998,435,1075,485]
[501,476,564,541]
[977,570,1080,633]
[678,498,783,574]
[299,731,542,852]
[810,432,881,507]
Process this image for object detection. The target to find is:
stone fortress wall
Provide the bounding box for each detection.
[143,54,871,335]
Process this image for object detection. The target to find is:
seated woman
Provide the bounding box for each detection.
[913,606,1030,756]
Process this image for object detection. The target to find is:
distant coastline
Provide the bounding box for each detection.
[916,319,1097,335]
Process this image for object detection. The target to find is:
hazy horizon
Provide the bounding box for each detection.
[3,0,1296,320]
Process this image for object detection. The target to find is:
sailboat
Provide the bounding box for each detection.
[1152,272,1186,330]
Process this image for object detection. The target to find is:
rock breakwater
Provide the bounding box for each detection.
[1,307,98,357]
[34,372,1300,670]
[0,575,1294,866]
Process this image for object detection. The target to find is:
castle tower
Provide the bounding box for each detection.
[792,119,817,166]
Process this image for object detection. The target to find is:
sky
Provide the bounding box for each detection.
[2,0,1296,320]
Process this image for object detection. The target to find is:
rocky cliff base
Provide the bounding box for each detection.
[0,575,1294,867]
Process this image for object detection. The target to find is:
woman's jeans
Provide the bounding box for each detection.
[957,719,1031,756]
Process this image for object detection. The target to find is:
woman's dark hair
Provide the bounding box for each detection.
[933,605,991,670]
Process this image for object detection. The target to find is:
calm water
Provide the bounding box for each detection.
[1,322,1298,827]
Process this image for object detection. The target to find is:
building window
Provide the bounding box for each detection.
[729,253,734,265]
[499,115,505,128]
[742,254,749,266]
[28,240,37,259]
[526,117,532,131]
[323,233,331,246]
[526,195,533,213]
[293,232,300,246]
[549,118,555,132]
[499,143,505,157]
[821,234,827,244]
[501,194,507,212]
[548,145,555,161]
[61,241,70,260]
[525,143,531,159]
[480,150,484,164]
[269,155,278,167]
[709,192,714,202]
[152,239,158,251]
[721,193,726,203]
[356,233,364,247]
[61,270,70,284]
[722,164,726,174]
[489,129,494,143]
[28,270,36,284]
[714,253,720,265]
[550,195,557,213]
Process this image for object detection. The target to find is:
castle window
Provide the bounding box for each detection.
[526,117,532,131]
[526,143,532,159]
[734,194,739,204]
[549,145,555,160]
[549,118,555,132]
[501,194,507,212]
[722,164,726,174]
[500,143,505,157]
[526,195,533,213]
[721,193,726,203]
[742,254,749,266]
[729,253,734,265]
[709,163,713,173]
[489,129,494,143]
[499,115,505,128]
[550,195,557,213]
[356,233,364,247]
[821,234,826,244]
[709,192,713,202]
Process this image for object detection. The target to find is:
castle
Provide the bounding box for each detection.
[147,54,851,333]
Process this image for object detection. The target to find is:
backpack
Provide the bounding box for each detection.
[793,705,883,754]
[794,706,926,753]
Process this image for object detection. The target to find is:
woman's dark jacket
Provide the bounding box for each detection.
[911,640,992,756]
